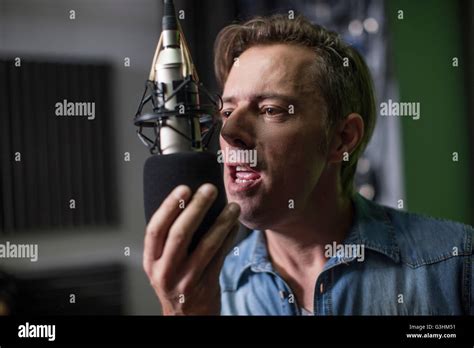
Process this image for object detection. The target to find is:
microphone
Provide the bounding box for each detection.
[134,0,226,252]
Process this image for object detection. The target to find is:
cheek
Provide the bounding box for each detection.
[264,124,326,172]
[218,134,225,149]
[262,123,327,199]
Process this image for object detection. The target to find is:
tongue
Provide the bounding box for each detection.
[236,171,261,180]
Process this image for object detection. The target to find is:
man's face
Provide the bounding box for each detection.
[219,44,329,230]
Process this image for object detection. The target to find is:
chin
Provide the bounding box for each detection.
[238,217,267,231]
[225,194,262,229]
[236,202,285,231]
[224,179,289,230]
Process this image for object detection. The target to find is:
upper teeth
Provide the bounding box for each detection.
[236,166,245,171]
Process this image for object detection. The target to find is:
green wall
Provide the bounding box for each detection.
[388,0,471,224]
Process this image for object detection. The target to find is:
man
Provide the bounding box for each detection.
[143,15,473,315]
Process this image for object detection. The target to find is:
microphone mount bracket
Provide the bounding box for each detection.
[134,76,222,154]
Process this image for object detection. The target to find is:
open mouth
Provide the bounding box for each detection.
[227,163,262,192]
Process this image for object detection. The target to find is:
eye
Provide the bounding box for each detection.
[261,106,285,117]
[220,109,233,118]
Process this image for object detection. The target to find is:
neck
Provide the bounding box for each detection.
[265,170,354,270]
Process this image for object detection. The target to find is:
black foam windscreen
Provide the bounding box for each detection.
[143,152,227,252]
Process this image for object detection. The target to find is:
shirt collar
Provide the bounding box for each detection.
[350,193,400,262]
[231,193,401,287]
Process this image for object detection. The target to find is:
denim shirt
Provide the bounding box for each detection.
[220,194,474,315]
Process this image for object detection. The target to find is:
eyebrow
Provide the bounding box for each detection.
[222,93,298,105]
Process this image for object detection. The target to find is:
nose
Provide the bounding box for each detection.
[220,108,255,150]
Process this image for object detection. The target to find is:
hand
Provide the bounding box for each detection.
[143,183,240,315]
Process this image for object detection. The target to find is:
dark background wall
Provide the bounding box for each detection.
[388,0,472,224]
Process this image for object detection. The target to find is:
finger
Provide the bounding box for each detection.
[143,185,192,276]
[203,221,240,280]
[186,203,240,280]
[161,183,218,265]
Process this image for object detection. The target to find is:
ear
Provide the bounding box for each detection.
[327,113,364,164]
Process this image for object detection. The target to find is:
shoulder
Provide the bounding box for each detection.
[379,202,473,266]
